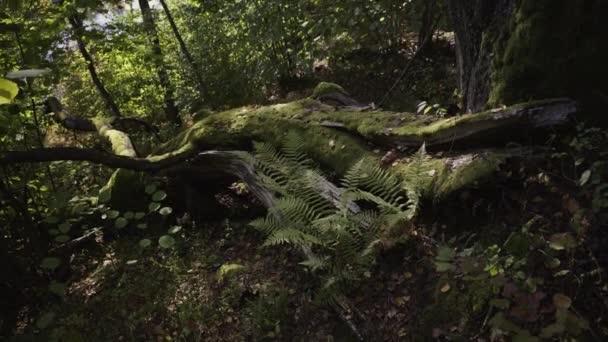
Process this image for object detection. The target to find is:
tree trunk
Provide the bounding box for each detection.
[138,0,181,125]
[417,0,437,54]
[68,15,123,118]
[446,0,608,116]
[158,0,206,100]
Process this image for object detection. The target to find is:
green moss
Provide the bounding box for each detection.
[433,153,503,199]
[310,82,348,98]
[487,0,608,108]
[98,169,146,210]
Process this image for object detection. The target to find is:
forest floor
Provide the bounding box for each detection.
[12,134,608,341]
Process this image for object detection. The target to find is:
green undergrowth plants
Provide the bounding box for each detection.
[249,131,431,301]
[432,216,591,340]
[35,179,181,329]
[244,287,291,340]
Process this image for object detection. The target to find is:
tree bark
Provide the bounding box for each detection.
[444,0,512,113]
[138,0,181,125]
[158,0,205,100]
[445,0,608,116]
[68,15,123,118]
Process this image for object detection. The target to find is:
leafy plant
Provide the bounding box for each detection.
[250,131,428,299]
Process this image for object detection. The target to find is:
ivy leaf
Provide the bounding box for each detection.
[158,235,175,248]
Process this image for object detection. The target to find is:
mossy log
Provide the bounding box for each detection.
[147,86,575,200]
[3,85,576,204]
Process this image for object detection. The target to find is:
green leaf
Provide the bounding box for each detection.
[107,210,120,219]
[115,217,128,228]
[168,225,182,234]
[54,235,70,243]
[41,257,61,270]
[549,233,577,250]
[58,222,71,233]
[579,169,591,186]
[123,211,134,219]
[49,281,66,296]
[216,263,245,282]
[0,78,19,104]
[436,246,455,261]
[45,216,59,224]
[137,223,148,229]
[98,189,111,203]
[158,235,175,248]
[152,190,167,202]
[144,184,157,194]
[139,238,152,248]
[159,207,173,216]
[148,202,161,212]
[35,312,55,329]
[134,212,146,220]
[434,261,455,272]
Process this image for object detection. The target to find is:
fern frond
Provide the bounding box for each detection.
[273,196,323,226]
[249,216,283,235]
[299,254,329,271]
[263,228,323,247]
[401,143,432,218]
[282,131,315,168]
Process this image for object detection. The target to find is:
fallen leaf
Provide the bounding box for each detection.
[552,293,572,309]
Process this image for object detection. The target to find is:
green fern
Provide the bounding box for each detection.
[249,131,430,300]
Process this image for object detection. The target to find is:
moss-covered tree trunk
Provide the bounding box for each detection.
[447,0,608,116]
